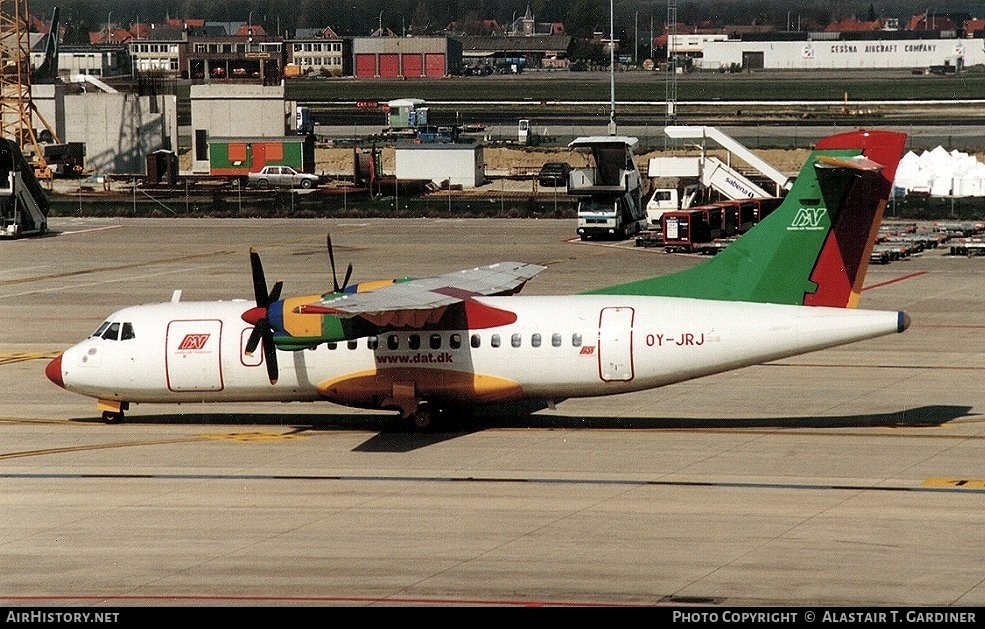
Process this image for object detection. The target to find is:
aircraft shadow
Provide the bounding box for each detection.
[69,404,975,453]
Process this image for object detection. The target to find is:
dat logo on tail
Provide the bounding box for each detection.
[790,207,828,230]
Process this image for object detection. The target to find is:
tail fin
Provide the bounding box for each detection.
[586,130,906,308]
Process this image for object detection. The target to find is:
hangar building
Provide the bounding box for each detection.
[676,31,985,71]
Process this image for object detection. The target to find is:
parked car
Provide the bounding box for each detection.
[247,165,321,189]
[538,161,572,187]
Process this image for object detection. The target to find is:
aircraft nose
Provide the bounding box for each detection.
[45,353,64,388]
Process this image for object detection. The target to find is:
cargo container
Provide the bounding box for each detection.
[207,135,316,177]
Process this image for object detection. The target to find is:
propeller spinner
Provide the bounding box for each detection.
[242,247,281,384]
[241,235,355,385]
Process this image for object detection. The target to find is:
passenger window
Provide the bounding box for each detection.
[450,333,462,349]
[490,334,501,348]
[511,333,521,348]
[470,334,481,348]
[91,321,110,338]
[387,335,399,350]
[367,336,379,349]
[121,323,135,340]
[408,334,421,350]
[102,322,120,341]
[348,340,358,350]
[552,333,562,347]
[429,334,441,350]
[531,333,541,348]
[572,332,582,347]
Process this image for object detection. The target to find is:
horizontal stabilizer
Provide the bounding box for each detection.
[815,155,884,172]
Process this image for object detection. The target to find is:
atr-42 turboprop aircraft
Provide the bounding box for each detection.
[47,130,910,430]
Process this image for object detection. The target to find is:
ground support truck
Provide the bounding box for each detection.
[570,136,647,241]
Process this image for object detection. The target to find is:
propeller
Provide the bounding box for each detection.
[242,247,280,384]
[327,233,353,293]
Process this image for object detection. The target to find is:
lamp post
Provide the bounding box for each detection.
[248,11,253,34]
[608,0,615,135]
[650,13,654,59]
[107,11,112,43]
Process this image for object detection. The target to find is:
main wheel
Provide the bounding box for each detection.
[411,407,433,431]
[300,179,313,189]
[256,179,269,189]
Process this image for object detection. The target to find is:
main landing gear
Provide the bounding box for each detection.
[407,402,438,431]
[400,401,466,433]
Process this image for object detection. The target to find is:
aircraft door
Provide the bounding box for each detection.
[597,307,634,382]
[166,319,224,392]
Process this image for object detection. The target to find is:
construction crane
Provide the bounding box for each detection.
[0,0,58,181]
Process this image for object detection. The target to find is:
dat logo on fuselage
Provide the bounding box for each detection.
[177,334,211,350]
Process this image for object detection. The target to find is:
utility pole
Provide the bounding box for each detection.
[665,0,678,133]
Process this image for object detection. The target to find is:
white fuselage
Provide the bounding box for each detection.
[53,296,905,411]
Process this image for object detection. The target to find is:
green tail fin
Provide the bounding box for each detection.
[584,130,907,307]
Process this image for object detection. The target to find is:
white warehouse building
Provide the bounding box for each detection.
[680,33,985,70]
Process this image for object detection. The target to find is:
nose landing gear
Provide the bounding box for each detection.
[98,400,129,424]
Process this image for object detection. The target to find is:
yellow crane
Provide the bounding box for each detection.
[0,0,57,181]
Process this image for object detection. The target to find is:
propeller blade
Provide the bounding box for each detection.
[262,330,278,384]
[340,263,353,292]
[249,247,269,308]
[327,233,340,293]
[245,319,267,355]
[268,280,283,303]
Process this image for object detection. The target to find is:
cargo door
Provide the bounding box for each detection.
[355,54,377,77]
[425,53,446,77]
[166,320,223,392]
[253,142,267,170]
[402,54,423,78]
[597,307,634,382]
[379,54,399,78]
[742,51,765,70]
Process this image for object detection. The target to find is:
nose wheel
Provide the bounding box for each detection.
[101,410,124,424]
[98,400,129,424]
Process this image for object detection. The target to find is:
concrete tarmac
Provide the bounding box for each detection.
[2,216,984,608]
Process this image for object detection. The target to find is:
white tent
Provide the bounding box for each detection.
[893,146,985,198]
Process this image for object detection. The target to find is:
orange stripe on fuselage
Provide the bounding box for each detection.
[316,368,524,408]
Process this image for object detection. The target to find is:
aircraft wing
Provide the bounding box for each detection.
[295,261,546,327]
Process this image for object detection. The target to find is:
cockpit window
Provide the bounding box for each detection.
[91,321,111,338]
[101,322,120,341]
[121,322,135,340]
